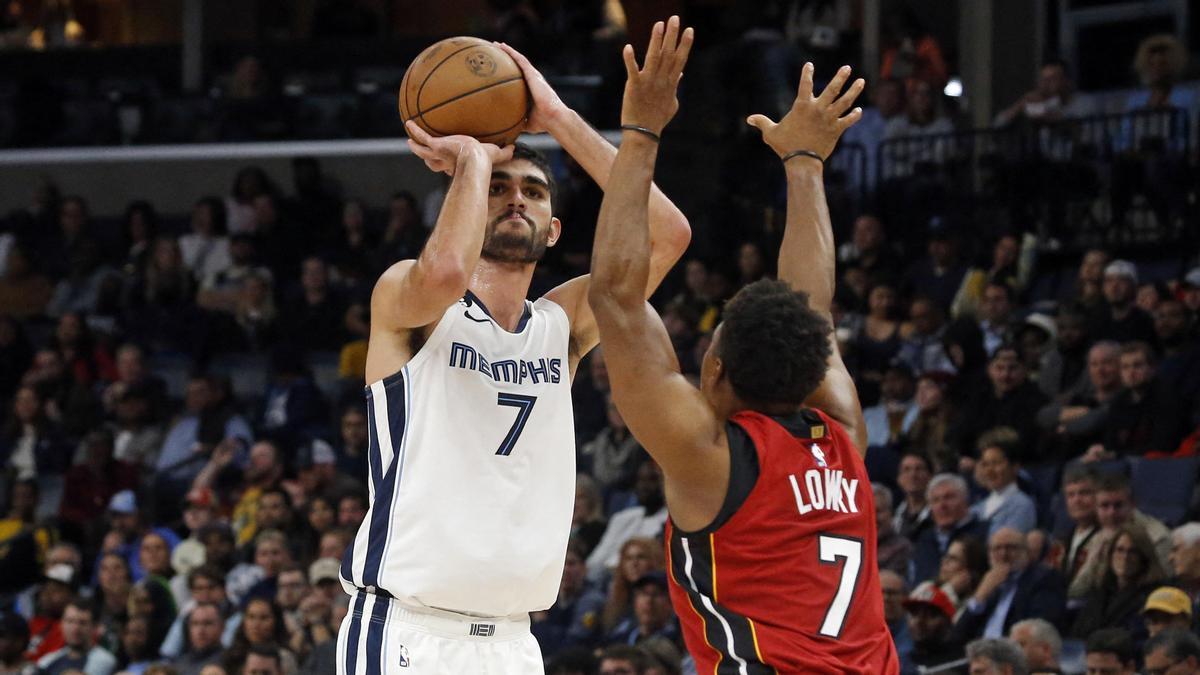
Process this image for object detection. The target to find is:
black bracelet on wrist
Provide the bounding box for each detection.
[620,124,661,143]
[781,149,825,165]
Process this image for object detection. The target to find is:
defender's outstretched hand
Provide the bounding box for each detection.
[495,43,569,134]
[405,120,514,176]
[620,15,694,135]
[747,63,865,161]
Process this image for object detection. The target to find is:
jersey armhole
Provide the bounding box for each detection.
[673,422,760,536]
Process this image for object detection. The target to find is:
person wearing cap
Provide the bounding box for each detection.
[904,580,964,671]
[606,572,680,650]
[24,564,77,662]
[1090,340,1188,458]
[0,610,34,674]
[1091,260,1156,345]
[1181,267,1200,314]
[34,600,116,675]
[1036,341,1122,463]
[1142,586,1193,638]
[862,362,918,450]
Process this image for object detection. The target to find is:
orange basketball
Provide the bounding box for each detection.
[399,37,530,146]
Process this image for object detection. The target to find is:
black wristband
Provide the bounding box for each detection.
[620,124,661,143]
[781,149,825,165]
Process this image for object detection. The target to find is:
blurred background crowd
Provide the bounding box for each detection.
[1,1,1200,674]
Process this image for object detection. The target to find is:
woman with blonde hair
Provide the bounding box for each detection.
[599,537,662,632]
[1069,524,1166,639]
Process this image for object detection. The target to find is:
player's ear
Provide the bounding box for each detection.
[546,217,562,247]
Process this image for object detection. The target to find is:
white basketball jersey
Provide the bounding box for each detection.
[340,291,576,618]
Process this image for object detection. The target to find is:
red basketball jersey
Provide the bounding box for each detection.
[666,409,899,674]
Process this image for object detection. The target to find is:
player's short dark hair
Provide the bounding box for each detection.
[718,279,832,407]
[1086,627,1136,664]
[510,143,557,210]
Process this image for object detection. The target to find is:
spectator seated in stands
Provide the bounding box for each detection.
[277,257,346,354]
[1009,618,1062,675]
[838,214,904,289]
[1153,299,1200,424]
[935,536,989,617]
[878,570,912,669]
[0,609,34,674]
[912,473,990,584]
[1166,522,1200,620]
[160,565,240,661]
[863,362,918,450]
[172,602,224,675]
[1070,473,1172,597]
[1054,465,1102,587]
[597,538,661,639]
[35,601,116,675]
[1141,586,1193,639]
[955,345,1048,464]
[1088,341,1188,459]
[596,645,651,675]
[873,484,912,576]
[971,427,1038,535]
[903,223,968,316]
[1038,304,1091,401]
[1084,628,1139,675]
[847,282,906,406]
[533,539,606,658]
[586,460,667,582]
[1070,524,1167,640]
[882,80,955,172]
[903,581,964,672]
[904,373,959,473]
[570,475,607,559]
[842,80,906,192]
[994,59,1097,127]
[578,394,645,506]
[897,297,955,376]
[1037,341,1122,463]
[950,527,1066,643]
[58,430,137,547]
[965,638,1027,675]
[974,282,1019,358]
[1143,628,1200,675]
[893,450,932,540]
[1091,261,1156,345]
[25,564,77,663]
[605,572,679,650]
[1125,34,1198,133]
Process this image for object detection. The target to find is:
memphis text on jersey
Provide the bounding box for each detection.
[449,341,563,385]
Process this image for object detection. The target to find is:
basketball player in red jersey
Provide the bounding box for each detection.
[588,35,900,675]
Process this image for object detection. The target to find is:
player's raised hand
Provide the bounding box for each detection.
[747,63,865,161]
[620,15,694,136]
[405,120,514,176]
[494,42,568,134]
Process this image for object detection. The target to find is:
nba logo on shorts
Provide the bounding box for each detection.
[397,646,410,668]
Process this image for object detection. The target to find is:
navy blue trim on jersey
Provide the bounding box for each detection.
[344,591,367,673]
[365,593,390,675]
[361,372,407,588]
[464,290,533,334]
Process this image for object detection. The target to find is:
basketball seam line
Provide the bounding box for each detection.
[412,76,527,130]
[414,41,494,114]
[421,100,528,139]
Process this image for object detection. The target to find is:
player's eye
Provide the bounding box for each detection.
[524,188,544,199]
[488,184,505,196]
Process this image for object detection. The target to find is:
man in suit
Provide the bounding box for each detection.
[951,527,1067,644]
[912,473,991,583]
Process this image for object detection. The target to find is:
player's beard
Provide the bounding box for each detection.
[480,212,549,264]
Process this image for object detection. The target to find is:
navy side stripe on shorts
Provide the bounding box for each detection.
[365,594,390,675]
[344,591,367,674]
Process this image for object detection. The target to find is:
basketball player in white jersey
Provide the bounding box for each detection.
[335,18,693,675]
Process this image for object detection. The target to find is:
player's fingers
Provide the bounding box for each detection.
[660,16,680,68]
[621,44,639,81]
[405,120,434,145]
[797,62,814,100]
[746,114,776,133]
[818,65,852,105]
[493,144,516,163]
[832,78,866,116]
[670,26,695,78]
[494,42,534,72]
[837,107,864,131]
[643,20,665,73]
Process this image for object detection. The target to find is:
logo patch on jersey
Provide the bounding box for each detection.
[397,645,410,667]
[811,443,828,468]
[469,623,496,637]
[811,424,825,438]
